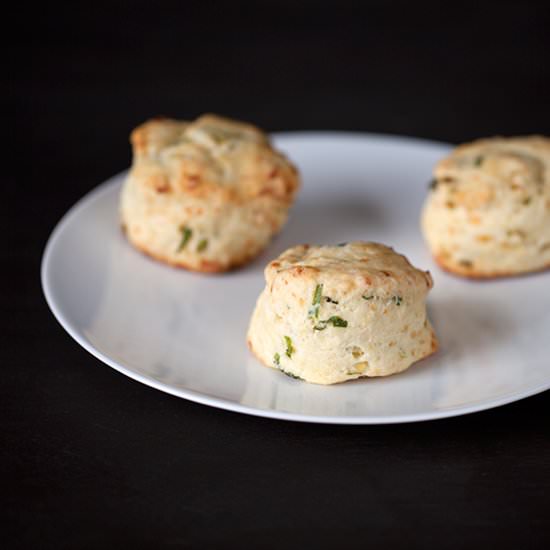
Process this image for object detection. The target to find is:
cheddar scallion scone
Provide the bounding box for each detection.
[421,136,550,278]
[247,242,437,384]
[120,114,300,272]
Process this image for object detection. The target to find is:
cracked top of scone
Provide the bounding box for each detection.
[431,136,550,208]
[265,242,433,293]
[129,114,300,202]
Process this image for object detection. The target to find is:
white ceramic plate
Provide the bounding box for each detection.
[41,132,550,424]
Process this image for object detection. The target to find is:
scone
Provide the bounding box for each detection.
[247,242,437,385]
[120,114,300,272]
[421,135,550,278]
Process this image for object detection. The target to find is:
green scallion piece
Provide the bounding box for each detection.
[284,336,295,358]
[313,316,348,330]
[177,226,192,252]
[308,283,323,319]
[281,369,302,380]
[392,295,403,306]
[196,238,208,252]
[326,316,348,327]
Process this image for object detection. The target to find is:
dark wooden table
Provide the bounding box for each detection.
[8,2,550,548]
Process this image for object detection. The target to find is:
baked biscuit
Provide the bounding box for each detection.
[421,136,550,278]
[247,242,437,385]
[120,114,300,272]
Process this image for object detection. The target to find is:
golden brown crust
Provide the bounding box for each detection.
[430,329,439,354]
[264,242,433,293]
[130,117,186,156]
[128,114,298,204]
[433,253,550,280]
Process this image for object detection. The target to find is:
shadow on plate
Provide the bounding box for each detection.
[427,294,516,364]
[246,191,388,271]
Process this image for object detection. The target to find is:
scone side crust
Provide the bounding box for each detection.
[126,227,266,273]
[120,183,290,272]
[432,253,550,280]
[247,326,439,386]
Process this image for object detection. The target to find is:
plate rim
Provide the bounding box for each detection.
[41,131,550,424]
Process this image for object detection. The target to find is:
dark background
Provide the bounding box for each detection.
[7,1,550,548]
